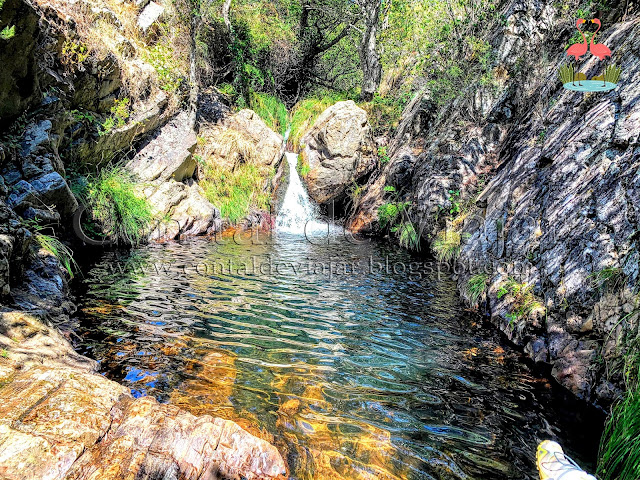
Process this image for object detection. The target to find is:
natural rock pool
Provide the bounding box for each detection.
[72,233,603,480]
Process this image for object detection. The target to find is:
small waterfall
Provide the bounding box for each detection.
[276,152,322,235]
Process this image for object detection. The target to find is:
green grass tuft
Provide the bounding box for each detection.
[0,25,15,41]
[598,389,640,480]
[35,233,78,278]
[433,230,463,262]
[201,163,271,224]
[392,222,420,251]
[466,273,489,307]
[249,91,288,135]
[496,277,546,324]
[81,167,154,246]
[558,64,574,85]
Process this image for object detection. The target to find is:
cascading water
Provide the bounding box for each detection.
[276,152,324,234]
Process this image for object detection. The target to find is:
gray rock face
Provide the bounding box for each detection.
[127,111,221,240]
[301,101,375,204]
[350,1,640,404]
[127,111,198,184]
[0,0,40,125]
[138,1,164,32]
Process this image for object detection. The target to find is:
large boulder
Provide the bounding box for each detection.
[207,109,283,169]
[301,101,375,204]
[126,111,221,240]
[127,111,198,184]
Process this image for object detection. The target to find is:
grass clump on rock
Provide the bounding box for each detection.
[80,167,153,246]
[249,92,288,136]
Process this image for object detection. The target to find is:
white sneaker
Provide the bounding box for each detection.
[536,440,597,480]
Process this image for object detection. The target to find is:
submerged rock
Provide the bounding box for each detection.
[301,101,375,205]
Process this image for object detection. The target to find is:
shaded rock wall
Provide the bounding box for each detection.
[349,1,640,405]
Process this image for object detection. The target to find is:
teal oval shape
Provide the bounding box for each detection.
[563,80,617,92]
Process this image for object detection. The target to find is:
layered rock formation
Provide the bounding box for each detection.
[126,111,222,240]
[349,1,640,405]
[301,101,375,205]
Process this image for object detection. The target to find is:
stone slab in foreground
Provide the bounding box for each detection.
[0,311,287,480]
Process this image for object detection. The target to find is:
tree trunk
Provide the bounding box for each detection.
[222,0,232,33]
[359,0,382,102]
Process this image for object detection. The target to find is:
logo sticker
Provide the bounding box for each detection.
[559,18,622,92]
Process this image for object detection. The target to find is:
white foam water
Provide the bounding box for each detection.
[276,152,329,236]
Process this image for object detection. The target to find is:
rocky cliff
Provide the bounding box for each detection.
[0,0,287,477]
[349,0,640,406]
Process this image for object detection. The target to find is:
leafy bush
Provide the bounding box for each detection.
[144,43,184,93]
[201,163,271,224]
[378,201,410,228]
[361,94,406,136]
[100,98,131,136]
[249,91,288,135]
[81,167,154,246]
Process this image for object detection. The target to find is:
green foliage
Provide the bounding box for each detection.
[35,233,78,278]
[433,230,463,262]
[100,98,131,136]
[144,44,184,92]
[61,39,90,67]
[1,349,7,358]
[447,189,461,216]
[71,110,97,124]
[81,167,154,246]
[0,25,15,40]
[497,277,546,324]
[466,273,489,307]
[598,389,640,480]
[378,201,409,229]
[249,92,288,135]
[201,162,271,224]
[296,154,311,178]
[361,94,406,136]
[558,65,574,85]
[378,146,391,165]
[392,222,420,251]
[383,185,396,193]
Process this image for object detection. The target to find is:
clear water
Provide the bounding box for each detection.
[72,235,602,480]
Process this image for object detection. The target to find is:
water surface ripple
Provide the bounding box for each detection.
[73,235,602,480]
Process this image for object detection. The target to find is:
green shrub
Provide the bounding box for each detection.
[378,201,410,228]
[82,167,153,245]
[249,91,288,135]
[100,98,131,136]
[201,163,271,224]
[466,273,489,306]
[361,94,406,136]
[144,44,184,93]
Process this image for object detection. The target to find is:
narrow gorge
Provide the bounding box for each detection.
[0,0,638,479]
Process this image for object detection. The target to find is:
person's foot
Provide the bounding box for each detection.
[536,440,597,480]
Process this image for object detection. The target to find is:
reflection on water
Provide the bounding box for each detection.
[73,234,602,480]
